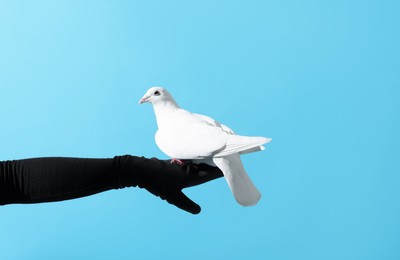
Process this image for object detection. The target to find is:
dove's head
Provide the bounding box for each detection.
[139,87,178,107]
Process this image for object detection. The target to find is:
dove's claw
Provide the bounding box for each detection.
[170,158,185,165]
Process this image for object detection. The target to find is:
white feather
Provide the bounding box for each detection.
[213,154,261,206]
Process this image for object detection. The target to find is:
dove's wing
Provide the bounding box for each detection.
[155,110,229,159]
[156,108,271,159]
[214,135,272,157]
[156,124,228,159]
[193,113,271,156]
[193,113,235,134]
[240,145,265,155]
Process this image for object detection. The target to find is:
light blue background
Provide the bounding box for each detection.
[0,1,399,259]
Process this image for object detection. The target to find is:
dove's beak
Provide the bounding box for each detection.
[139,96,150,104]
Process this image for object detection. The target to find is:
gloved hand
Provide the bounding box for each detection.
[115,155,223,214]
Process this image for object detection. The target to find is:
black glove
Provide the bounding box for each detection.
[115,155,223,214]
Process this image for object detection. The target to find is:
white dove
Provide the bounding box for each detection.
[139,87,271,206]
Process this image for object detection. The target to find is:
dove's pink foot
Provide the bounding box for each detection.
[170,158,185,165]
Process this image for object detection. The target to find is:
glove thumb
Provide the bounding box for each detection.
[166,191,201,214]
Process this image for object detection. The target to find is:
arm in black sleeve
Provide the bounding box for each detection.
[0,155,223,214]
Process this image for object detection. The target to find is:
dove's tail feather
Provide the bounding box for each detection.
[213,154,261,206]
[214,135,271,157]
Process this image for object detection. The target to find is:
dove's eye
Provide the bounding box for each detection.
[154,91,161,96]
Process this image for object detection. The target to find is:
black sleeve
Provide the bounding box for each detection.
[0,157,122,205]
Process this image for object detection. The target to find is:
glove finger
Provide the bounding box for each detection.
[185,163,224,188]
[166,191,201,215]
